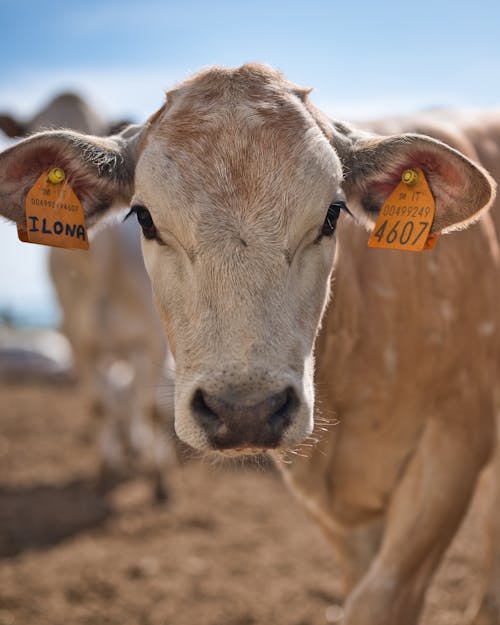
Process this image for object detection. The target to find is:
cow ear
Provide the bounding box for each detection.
[0,124,143,225]
[0,113,26,138]
[108,119,134,136]
[342,132,496,233]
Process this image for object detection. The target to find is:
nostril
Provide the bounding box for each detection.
[267,386,295,435]
[191,389,223,433]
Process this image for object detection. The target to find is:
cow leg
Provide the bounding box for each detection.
[147,402,170,503]
[343,414,492,625]
[473,584,500,625]
[126,350,172,504]
[306,510,382,600]
[471,515,500,625]
[73,346,126,489]
[472,426,500,625]
[96,411,128,491]
[94,360,133,491]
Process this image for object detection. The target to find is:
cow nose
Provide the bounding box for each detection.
[191,386,297,449]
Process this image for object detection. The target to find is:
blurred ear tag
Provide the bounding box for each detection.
[17,168,89,250]
[368,168,437,252]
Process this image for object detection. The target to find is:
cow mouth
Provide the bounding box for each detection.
[214,446,269,458]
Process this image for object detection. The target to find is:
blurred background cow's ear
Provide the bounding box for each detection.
[0,113,26,138]
[107,119,134,136]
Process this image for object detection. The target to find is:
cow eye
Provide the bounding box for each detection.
[126,205,162,242]
[320,201,348,238]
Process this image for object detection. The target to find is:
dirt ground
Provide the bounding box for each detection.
[0,383,493,625]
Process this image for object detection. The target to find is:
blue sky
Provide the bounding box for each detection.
[1,0,500,324]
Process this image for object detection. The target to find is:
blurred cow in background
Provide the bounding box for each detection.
[0,92,126,140]
[0,94,175,501]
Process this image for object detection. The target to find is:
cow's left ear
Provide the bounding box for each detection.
[0,124,144,226]
[341,133,496,233]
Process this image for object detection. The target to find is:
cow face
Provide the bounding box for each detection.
[132,69,343,451]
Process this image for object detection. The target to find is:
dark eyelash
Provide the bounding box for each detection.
[319,201,351,238]
[125,205,165,244]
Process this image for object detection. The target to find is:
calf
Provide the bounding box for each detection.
[0,94,175,500]
[0,65,497,622]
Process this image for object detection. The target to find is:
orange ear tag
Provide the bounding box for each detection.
[367,168,437,252]
[423,232,439,249]
[17,168,89,250]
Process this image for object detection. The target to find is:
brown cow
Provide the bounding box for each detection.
[0,65,498,623]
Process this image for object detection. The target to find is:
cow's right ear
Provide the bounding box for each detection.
[0,124,144,226]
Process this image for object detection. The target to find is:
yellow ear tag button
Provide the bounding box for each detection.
[47,167,66,184]
[17,169,89,250]
[367,167,436,252]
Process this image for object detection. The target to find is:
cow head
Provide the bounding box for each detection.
[0,64,495,453]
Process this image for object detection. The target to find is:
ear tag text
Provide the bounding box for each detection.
[367,168,437,252]
[17,168,89,250]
